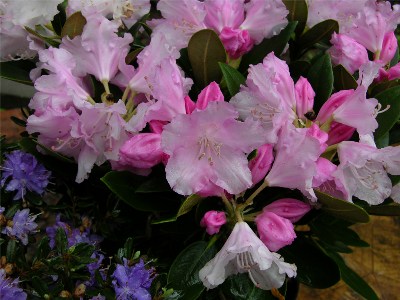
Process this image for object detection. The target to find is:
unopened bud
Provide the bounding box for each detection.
[4,263,14,275]
[295,76,315,120]
[59,290,72,298]
[74,283,86,298]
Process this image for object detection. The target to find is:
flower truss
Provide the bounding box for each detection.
[0,0,400,299]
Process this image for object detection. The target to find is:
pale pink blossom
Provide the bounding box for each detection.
[307,124,328,153]
[255,211,296,251]
[119,133,164,169]
[263,198,311,223]
[200,211,227,235]
[199,222,296,290]
[196,82,224,110]
[249,144,274,186]
[328,33,369,74]
[391,183,400,204]
[326,122,355,146]
[265,123,321,201]
[204,0,245,32]
[295,76,315,120]
[379,31,398,64]
[161,101,267,196]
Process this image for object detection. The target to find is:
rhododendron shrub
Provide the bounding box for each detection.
[1,0,399,299]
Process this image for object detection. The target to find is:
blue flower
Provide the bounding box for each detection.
[1,150,51,200]
[2,209,38,245]
[0,269,27,300]
[112,259,155,300]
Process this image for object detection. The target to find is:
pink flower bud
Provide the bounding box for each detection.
[219,27,254,59]
[328,33,369,74]
[388,63,400,80]
[379,31,398,64]
[255,211,296,251]
[196,82,224,110]
[295,76,315,120]
[119,133,163,169]
[263,198,311,223]
[307,124,328,153]
[249,144,274,185]
[149,120,167,134]
[184,95,196,114]
[326,121,355,145]
[316,89,354,124]
[200,211,227,235]
[375,68,389,82]
[313,158,337,188]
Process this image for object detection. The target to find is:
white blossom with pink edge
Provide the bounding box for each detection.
[199,222,296,290]
[161,101,267,196]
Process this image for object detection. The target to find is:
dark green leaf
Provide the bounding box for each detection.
[4,203,20,219]
[55,228,68,255]
[370,79,400,96]
[280,237,340,288]
[240,22,297,73]
[32,276,49,298]
[390,44,399,67]
[375,132,389,149]
[333,65,358,91]
[125,48,143,64]
[69,243,95,258]
[364,204,400,216]
[25,27,59,47]
[177,194,203,217]
[374,86,400,139]
[33,236,51,262]
[188,29,227,88]
[0,61,33,85]
[315,190,370,223]
[124,237,134,259]
[101,171,174,211]
[326,251,379,300]
[283,0,308,36]
[135,175,171,193]
[219,63,245,96]
[51,1,67,36]
[297,19,339,51]
[222,273,276,300]
[6,240,17,262]
[61,12,87,38]
[289,60,311,80]
[168,241,216,300]
[307,54,334,111]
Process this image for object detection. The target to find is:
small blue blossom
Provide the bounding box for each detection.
[0,269,27,300]
[112,259,154,300]
[1,150,51,200]
[86,251,106,287]
[2,209,38,245]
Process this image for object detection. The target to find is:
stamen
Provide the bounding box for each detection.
[373,103,390,117]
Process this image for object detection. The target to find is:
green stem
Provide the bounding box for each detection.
[240,180,269,209]
[101,80,111,94]
[221,194,234,216]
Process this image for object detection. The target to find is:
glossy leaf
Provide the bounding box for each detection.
[390,44,399,67]
[364,204,400,216]
[374,86,400,139]
[177,194,203,217]
[280,236,340,288]
[188,29,227,88]
[289,60,311,80]
[32,276,49,298]
[0,61,34,85]
[239,21,297,73]
[297,19,339,51]
[61,11,87,38]
[168,241,216,300]
[307,54,334,111]
[219,63,245,96]
[51,1,67,36]
[56,228,68,255]
[6,240,17,262]
[370,79,400,97]
[283,0,308,36]
[333,65,358,91]
[315,190,370,223]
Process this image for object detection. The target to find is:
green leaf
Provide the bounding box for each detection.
[326,251,379,300]
[125,48,143,64]
[55,228,68,255]
[283,0,308,36]
[101,171,174,211]
[390,44,399,67]
[177,194,203,218]
[32,276,49,298]
[374,86,400,139]
[289,60,311,80]
[222,273,276,299]
[168,241,216,300]
[25,27,59,47]
[51,1,67,36]
[315,190,370,223]
[280,236,340,288]
[333,65,358,91]
[219,63,245,96]
[364,203,400,216]
[370,79,400,96]
[307,54,334,111]
[375,132,389,149]
[69,243,95,259]
[239,21,297,73]
[0,61,34,85]
[33,236,51,262]
[187,29,227,88]
[297,19,339,51]
[124,237,134,259]
[61,12,87,38]
[6,240,17,262]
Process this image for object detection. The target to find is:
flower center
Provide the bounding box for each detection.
[236,252,261,288]
[250,103,282,124]
[197,136,222,166]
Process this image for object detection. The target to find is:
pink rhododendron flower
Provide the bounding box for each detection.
[265,123,321,201]
[307,124,328,153]
[61,14,133,82]
[263,198,311,223]
[295,76,315,121]
[255,211,296,251]
[199,222,296,290]
[119,133,164,169]
[196,82,224,110]
[328,33,369,74]
[391,183,400,204]
[161,101,267,196]
[334,141,400,204]
[326,122,355,146]
[379,31,398,65]
[200,211,227,235]
[219,27,253,59]
[249,144,274,186]
[230,53,296,144]
[312,158,347,200]
[67,0,150,28]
